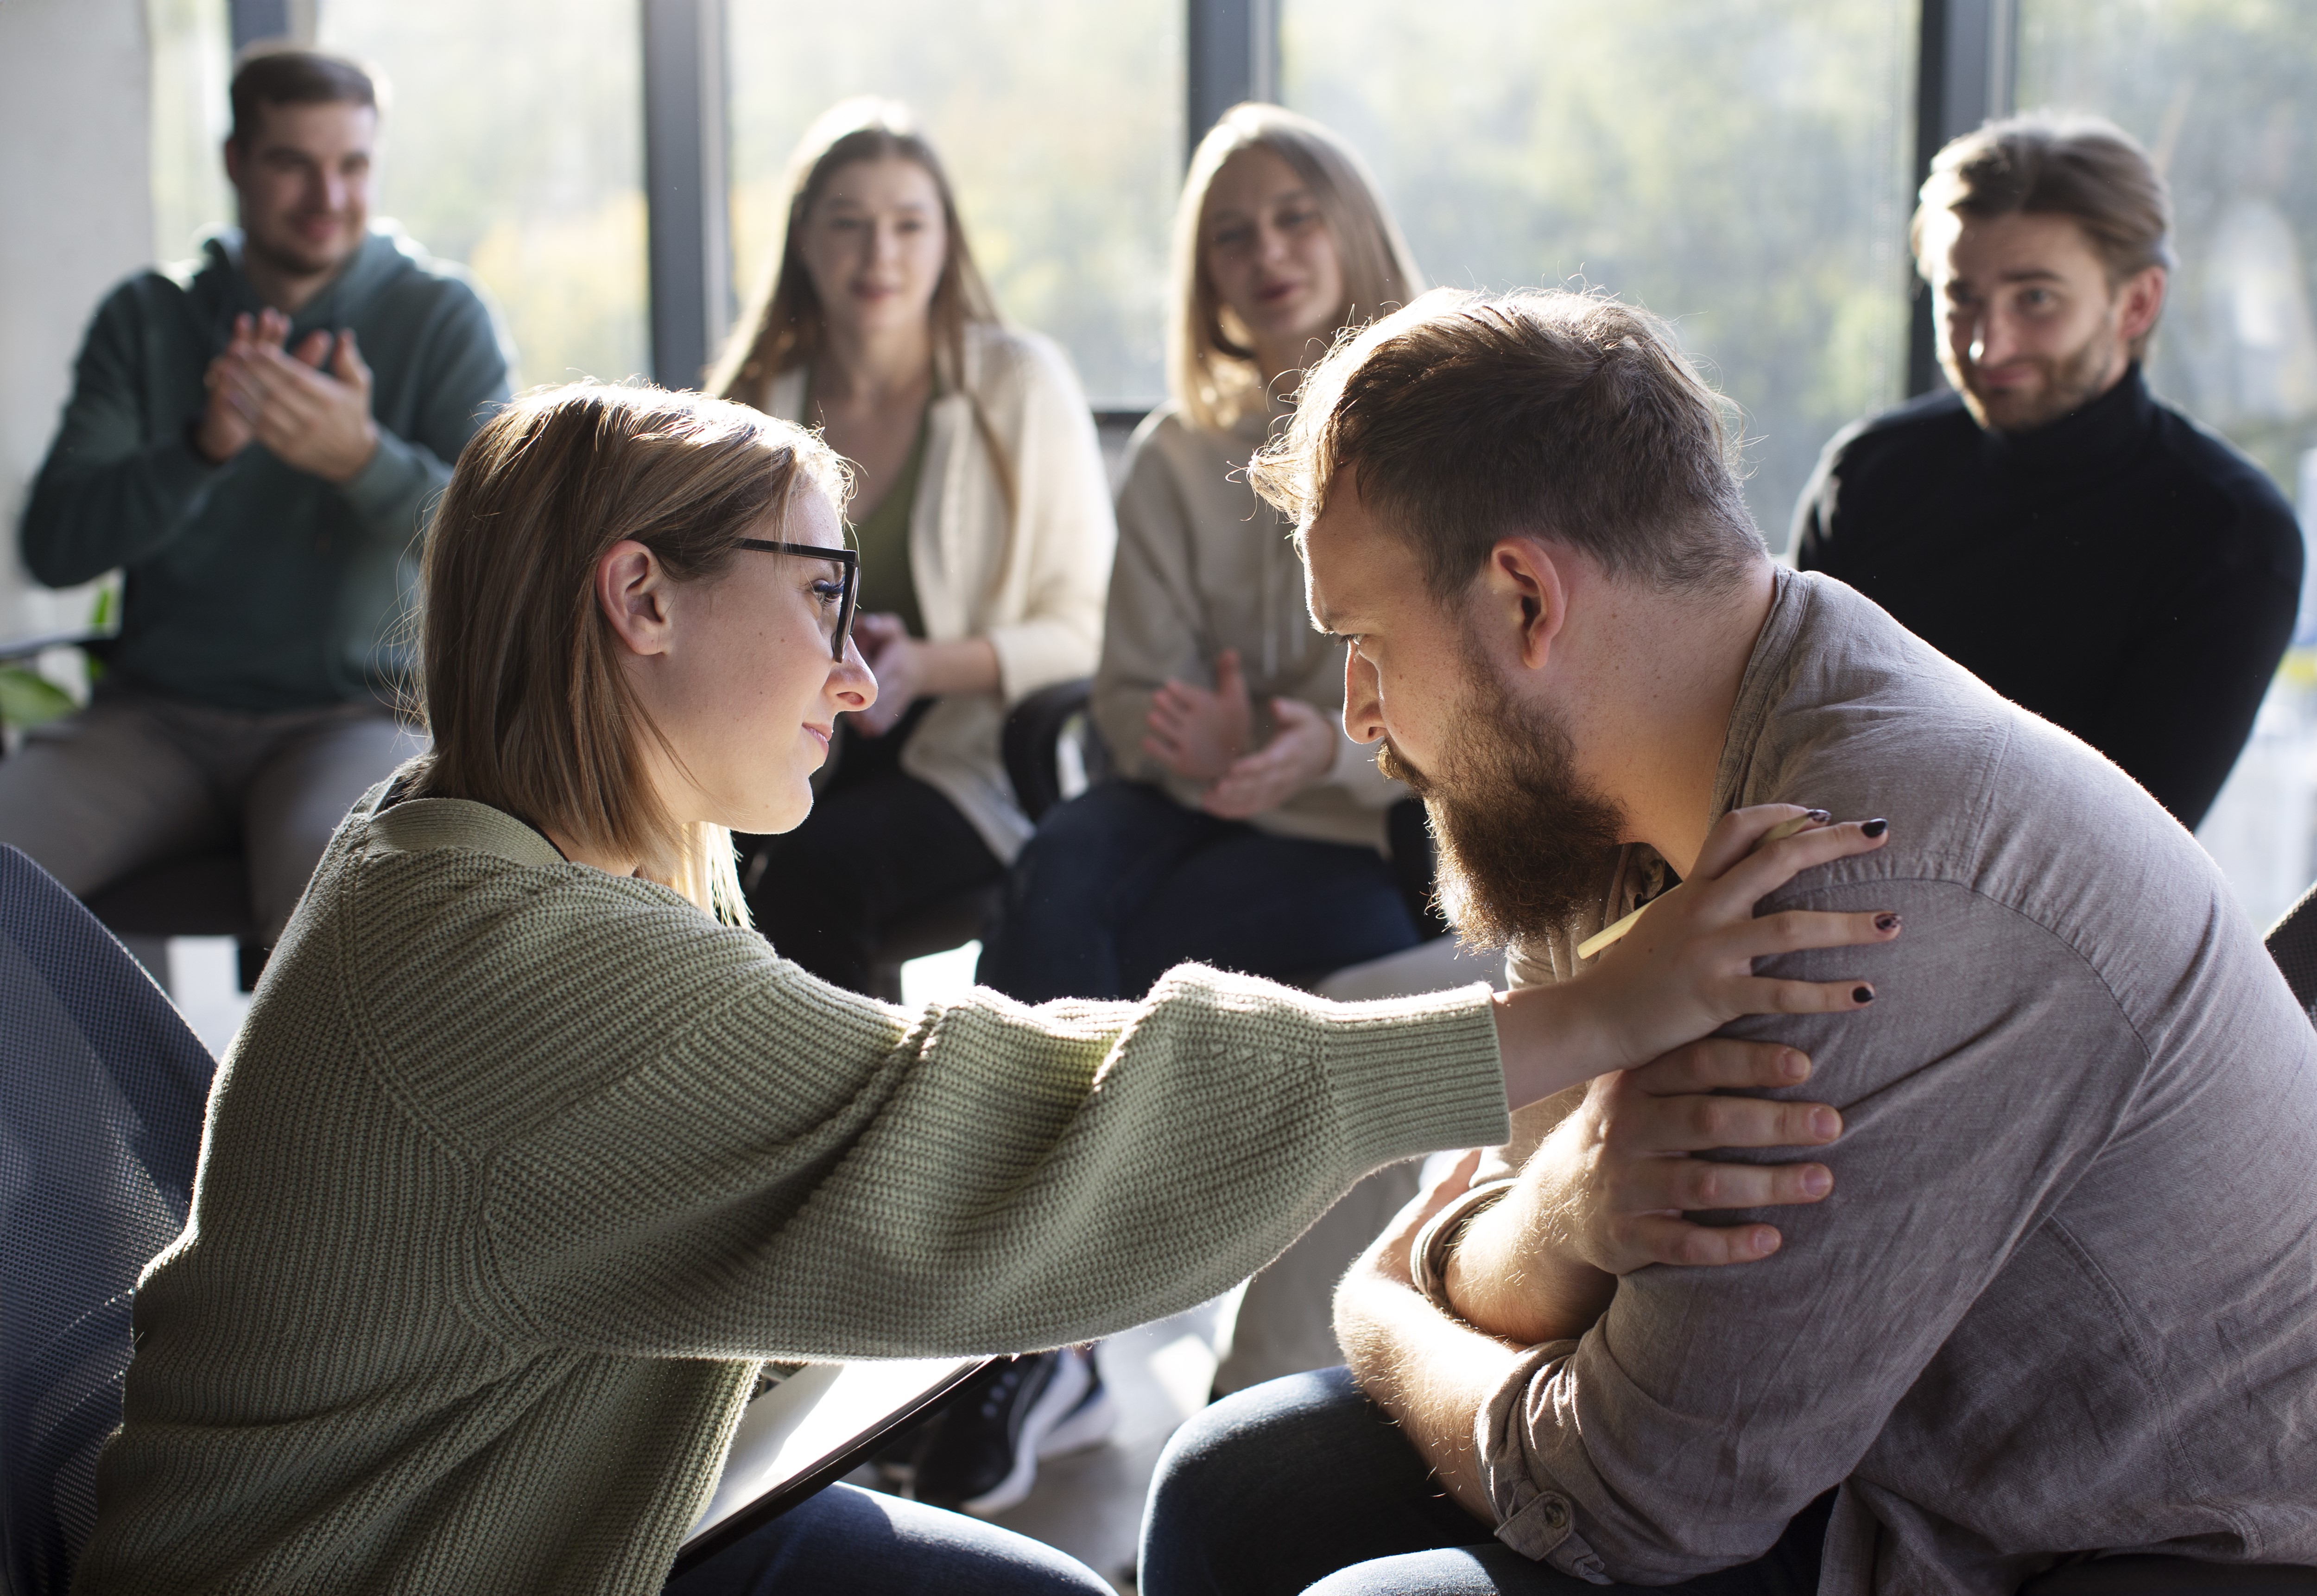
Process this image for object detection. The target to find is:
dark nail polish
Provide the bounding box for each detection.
[1853,985,1874,1003]
[1804,808,1830,823]
[1860,818,1888,838]
[1875,912,1900,932]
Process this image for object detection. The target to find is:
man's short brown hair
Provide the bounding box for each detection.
[1912,113,2176,288]
[1251,288,1766,601]
[228,47,378,148]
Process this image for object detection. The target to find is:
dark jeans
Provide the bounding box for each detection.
[738,706,1001,994]
[978,781,1420,1001]
[1140,1368,1829,1596]
[667,1480,1111,1595]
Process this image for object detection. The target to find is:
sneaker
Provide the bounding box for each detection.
[910,1347,1110,1516]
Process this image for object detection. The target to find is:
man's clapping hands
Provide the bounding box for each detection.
[196,307,380,483]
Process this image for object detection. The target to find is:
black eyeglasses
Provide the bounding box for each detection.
[739,538,859,661]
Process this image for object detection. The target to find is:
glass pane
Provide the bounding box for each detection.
[1280,0,1916,548]
[146,0,233,261]
[725,0,1184,408]
[317,0,649,388]
[2019,2,2317,924]
[2019,2,2317,501]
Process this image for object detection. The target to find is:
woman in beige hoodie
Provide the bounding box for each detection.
[981,104,1425,1002]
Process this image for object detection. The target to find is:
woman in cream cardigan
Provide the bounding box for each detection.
[710,99,1113,994]
[983,104,1424,1002]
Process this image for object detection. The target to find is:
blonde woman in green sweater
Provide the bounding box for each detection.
[75,384,1896,1596]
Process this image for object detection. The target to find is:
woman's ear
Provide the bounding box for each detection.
[595,539,675,659]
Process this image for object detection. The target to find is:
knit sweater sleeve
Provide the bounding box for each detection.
[441,892,1507,1361]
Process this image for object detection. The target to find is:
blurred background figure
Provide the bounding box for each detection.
[980,103,1429,1006]
[0,46,508,948]
[1795,114,2302,831]
[978,102,1439,1414]
[713,100,1115,999]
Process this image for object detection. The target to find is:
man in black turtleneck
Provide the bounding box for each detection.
[1797,114,2301,831]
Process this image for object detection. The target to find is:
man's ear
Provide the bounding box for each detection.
[2117,264,2166,348]
[595,539,675,659]
[1483,536,1571,672]
[222,137,244,189]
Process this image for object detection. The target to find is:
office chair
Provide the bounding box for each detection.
[82,848,268,993]
[2265,880,2317,1019]
[861,678,1108,1002]
[0,845,216,1595]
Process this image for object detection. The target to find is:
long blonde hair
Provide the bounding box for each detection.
[707,97,1017,544]
[405,383,848,923]
[1169,103,1424,433]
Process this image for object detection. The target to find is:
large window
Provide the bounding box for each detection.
[1281,0,1916,548]
[723,0,1184,409]
[2019,1,2317,924]
[317,0,649,388]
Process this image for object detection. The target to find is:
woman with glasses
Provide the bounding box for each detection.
[74,383,1893,1596]
[709,98,1113,999]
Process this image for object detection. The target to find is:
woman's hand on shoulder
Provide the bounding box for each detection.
[1580,804,1898,1072]
[1492,804,1898,1106]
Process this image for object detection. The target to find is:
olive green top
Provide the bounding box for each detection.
[76,783,1508,1594]
[814,374,929,640]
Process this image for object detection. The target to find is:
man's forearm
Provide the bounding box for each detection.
[1445,1111,1618,1347]
[1335,1270,1525,1523]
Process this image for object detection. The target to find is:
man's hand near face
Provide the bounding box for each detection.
[199,307,380,483]
[1333,1039,1839,1521]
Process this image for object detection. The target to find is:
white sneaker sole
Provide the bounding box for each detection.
[1037,1381,1117,1459]
[959,1351,1093,1517]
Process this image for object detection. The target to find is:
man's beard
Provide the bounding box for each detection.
[1378,661,1626,951]
[1951,313,2123,433]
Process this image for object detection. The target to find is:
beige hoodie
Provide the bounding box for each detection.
[1094,405,1406,853]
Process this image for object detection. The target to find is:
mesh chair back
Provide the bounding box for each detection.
[0,846,215,1596]
[2266,882,2317,1023]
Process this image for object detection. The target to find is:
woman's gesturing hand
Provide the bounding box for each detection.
[1492,804,1897,1108]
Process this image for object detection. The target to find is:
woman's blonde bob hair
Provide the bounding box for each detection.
[1169,102,1424,434]
[707,97,1002,404]
[403,382,848,924]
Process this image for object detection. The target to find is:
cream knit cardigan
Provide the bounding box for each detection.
[757,323,1116,863]
[77,787,1507,1594]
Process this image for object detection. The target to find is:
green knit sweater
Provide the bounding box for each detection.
[76,789,1507,1594]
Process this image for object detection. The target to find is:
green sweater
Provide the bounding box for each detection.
[76,789,1507,1594]
[21,227,511,712]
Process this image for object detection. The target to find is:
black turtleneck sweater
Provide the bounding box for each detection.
[1793,367,2303,830]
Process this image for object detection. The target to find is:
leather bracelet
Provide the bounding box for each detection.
[1409,1176,1519,1317]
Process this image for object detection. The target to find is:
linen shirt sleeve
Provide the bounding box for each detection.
[1473,876,2145,1583]
[1093,436,1215,789]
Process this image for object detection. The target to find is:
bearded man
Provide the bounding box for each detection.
[1138,288,2317,1596]
[1795,114,2300,831]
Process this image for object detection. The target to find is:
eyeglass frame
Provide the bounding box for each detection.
[737,538,860,661]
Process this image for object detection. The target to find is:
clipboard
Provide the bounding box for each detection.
[670,1355,994,1574]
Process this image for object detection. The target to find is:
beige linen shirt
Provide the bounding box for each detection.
[1480,569,2317,1594]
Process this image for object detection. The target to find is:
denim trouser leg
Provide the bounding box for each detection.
[1140,1368,1829,1596]
[979,782,1233,1001]
[666,1481,1113,1596]
[980,782,1420,1002]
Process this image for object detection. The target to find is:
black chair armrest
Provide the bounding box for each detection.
[1002,678,1105,824]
